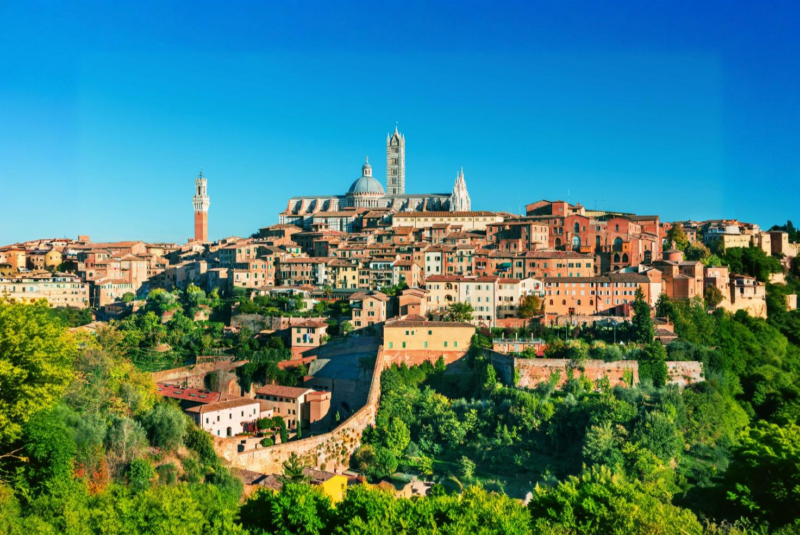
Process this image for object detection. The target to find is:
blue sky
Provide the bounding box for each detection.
[1,1,798,244]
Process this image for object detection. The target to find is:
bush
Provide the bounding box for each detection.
[129,458,155,493]
[155,463,177,485]
[260,437,274,447]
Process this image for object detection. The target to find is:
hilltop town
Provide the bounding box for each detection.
[2,128,800,531]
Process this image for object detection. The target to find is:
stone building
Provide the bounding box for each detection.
[280,127,472,229]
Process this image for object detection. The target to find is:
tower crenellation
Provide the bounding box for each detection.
[193,170,210,242]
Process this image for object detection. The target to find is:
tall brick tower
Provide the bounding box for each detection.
[192,170,210,242]
[386,124,405,196]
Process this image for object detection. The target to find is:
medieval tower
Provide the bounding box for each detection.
[192,170,210,242]
[386,124,405,196]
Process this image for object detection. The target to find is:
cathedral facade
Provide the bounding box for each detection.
[279,126,472,230]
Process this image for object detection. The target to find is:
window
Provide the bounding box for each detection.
[444,341,448,347]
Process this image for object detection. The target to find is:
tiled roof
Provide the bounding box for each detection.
[386,320,475,328]
[394,211,498,218]
[185,397,260,414]
[254,385,313,398]
[425,275,500,283]
[157,383,222,403]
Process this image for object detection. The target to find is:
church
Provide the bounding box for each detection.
[279,126,471,230]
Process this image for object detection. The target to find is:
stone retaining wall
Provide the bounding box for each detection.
[217,346,384,474]
[488,351,703,389]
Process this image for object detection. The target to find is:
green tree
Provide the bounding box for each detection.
[281,452,310,483]
[458,455,476,480]
[684,242,711,262]
[703,285,725,309]
[142,402,188,452]
[0,301,78,446]
[666,225,690,250]
[121,292,135,303]
[638,342,668,387]
[239,484,334,534]
[631,288,654,344]
[340,320,354,336]
[517,294,542,318]
[723,423,800,527]
[128,458,155,493]
[528,465,703,534]
[447,301,474,323]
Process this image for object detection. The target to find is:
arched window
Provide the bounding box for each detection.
[622,253,629,263]
[445,282,453,290]
[572,236,581,249]
[590,299,594,305]
[549,299,554,306]
[555,237,562,247]
[577,300,581,305]
[562,300,566,305]
[613,253,620,263]
[613,237,623,251]
[574,222,580,233]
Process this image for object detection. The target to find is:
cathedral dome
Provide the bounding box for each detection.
[347,158,385,196]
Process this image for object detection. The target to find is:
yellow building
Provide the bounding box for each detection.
[45,249,64,268]
[0,274,89,307]
[304,468,349,503]
[384,320,475,353]
[329,259,360,289]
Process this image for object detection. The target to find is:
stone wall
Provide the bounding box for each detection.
[217,346,384,475]
[383,349,467,368]
[514,358,639,389]
[665,361,704,388]
[488,351,703,390]
[151,359,245,391]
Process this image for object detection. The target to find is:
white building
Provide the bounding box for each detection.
[186,398,263,438]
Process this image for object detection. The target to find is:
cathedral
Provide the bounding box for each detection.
[279,126,471,229]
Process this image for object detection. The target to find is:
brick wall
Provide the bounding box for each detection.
[383,349,467,367]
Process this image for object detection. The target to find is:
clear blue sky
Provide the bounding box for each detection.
[1,1,798,244]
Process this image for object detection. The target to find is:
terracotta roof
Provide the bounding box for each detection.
[295,320,328,329]
[386,320,475,329]
[157,383,222,403]
[185,397,260,414]
[394,211,498,218]
[349,291,389,302]
[254,385,313,398]
[543,273,650,284]
[279,257,331,264]
[425,275,500,283]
